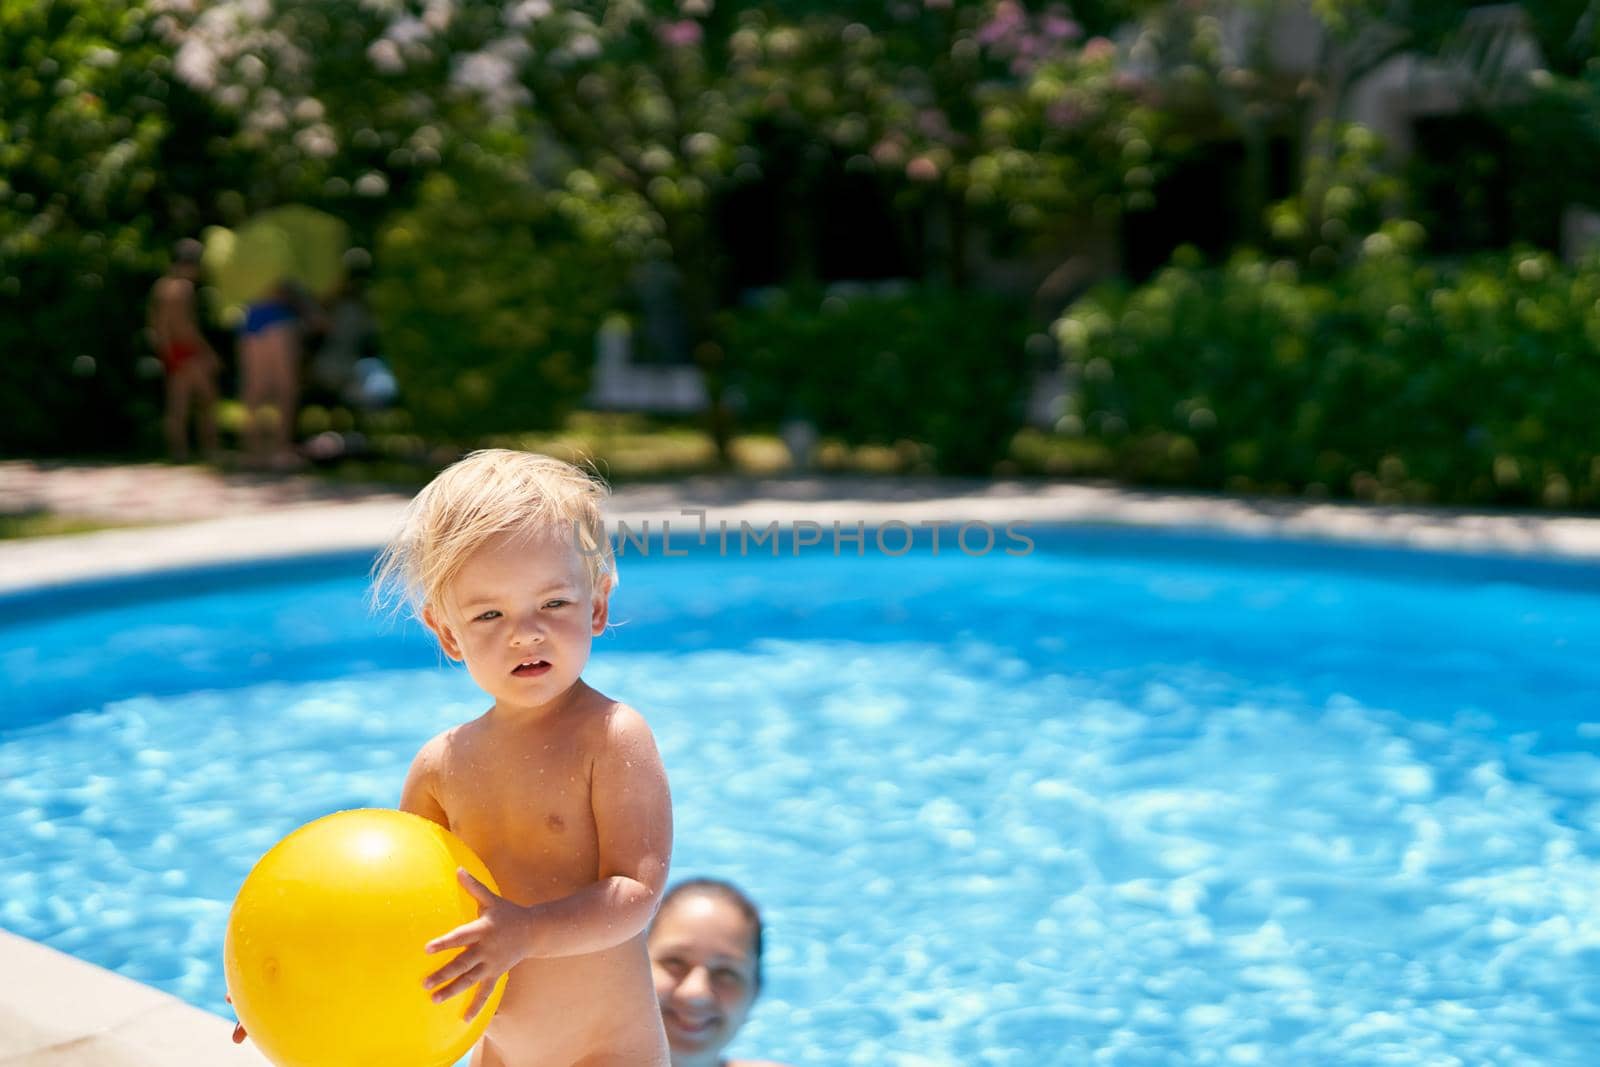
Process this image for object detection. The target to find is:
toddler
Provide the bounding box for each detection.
[380,449,672,1066]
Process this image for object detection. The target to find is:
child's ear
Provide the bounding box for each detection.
[422,605,464,660]
[590,576,611,636]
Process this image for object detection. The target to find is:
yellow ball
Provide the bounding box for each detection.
[225,809,508,1067]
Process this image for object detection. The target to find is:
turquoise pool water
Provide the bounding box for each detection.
[2,527,1599,1065]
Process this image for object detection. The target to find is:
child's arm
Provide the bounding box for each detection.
[400,735,451,828]
[421,705,671,1015]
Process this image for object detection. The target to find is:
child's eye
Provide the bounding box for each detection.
[474,610,502,621]
[543,599,569,609]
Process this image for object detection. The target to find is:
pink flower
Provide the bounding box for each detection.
[1081,36,1116,62]
[657,19,703,47]
[871,138,906,166]
[906,155,940,182]
[1047,100,1083,128]
[976,0,1024,45]
[917,108,952,139]
[1042,15,1080,41]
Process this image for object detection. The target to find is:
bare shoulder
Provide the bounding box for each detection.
[585,696,662,758]
[599,697,652,736]
[401,725,463,823]
[727,1059,792,1067]
[566,685,650,740]
[408,721,474,777]
[154,275,193,302]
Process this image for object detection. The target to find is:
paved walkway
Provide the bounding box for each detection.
[0,460,404,524]
[4,460,1600,595]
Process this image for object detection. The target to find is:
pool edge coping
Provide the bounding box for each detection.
[4,481,1600,598]
[0,926,268,1065]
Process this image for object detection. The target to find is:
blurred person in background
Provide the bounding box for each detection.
[307,269,376,404]
[648,879,790,1067]
[238,279,322,470]
[146,238,220,463]
[308,263,396,412]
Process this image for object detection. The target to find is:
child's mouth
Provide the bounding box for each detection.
[511,660,551,677]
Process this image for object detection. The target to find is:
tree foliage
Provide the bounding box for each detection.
[163,0,1152,465]
[0,0,242,452]
[12,0,1600,489]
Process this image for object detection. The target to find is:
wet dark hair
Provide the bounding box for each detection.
[654,878,765,995]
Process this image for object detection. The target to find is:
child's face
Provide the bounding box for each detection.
[425,530,609,713]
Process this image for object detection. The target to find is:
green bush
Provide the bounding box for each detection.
[370,172,629,442]
[0,245,164,455]
[725,285,1032,475]
[1056,235,1600,508]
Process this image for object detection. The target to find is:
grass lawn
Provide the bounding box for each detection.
[0,512,148,541]
[302,411,1117,488]
[489,412,794,480]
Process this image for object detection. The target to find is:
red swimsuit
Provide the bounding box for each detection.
[161,338,201,374]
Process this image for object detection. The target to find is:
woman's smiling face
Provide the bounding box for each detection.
[649,892,761,1060]
[425,529,608,713]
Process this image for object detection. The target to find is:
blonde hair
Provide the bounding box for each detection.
[373,449,614,620]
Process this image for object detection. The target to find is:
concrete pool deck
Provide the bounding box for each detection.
[5,463,1600,595]
[0,928,266,1066]
[3,460,1600,1064]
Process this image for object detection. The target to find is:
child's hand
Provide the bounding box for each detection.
[422,868,531,1022]
[225,994,247,1044]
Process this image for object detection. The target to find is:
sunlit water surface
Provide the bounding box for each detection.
[3,529,1599,1066]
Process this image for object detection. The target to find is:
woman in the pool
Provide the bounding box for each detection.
[648,879,790,1067]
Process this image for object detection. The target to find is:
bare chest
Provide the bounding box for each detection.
[433,737,599,903]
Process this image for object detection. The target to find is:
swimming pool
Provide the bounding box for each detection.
[3,527,1598,1065]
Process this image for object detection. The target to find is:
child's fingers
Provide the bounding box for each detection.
[428,967,484,1005]
[424,918,486,954]
[463,981,495,1023]
[423,949,480,991]
[225,994,247,1043]
[456,868,497,904]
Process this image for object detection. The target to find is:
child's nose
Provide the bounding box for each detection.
[509,616,544,645]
